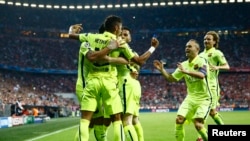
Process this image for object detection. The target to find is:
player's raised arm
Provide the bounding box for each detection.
[60,24,83,40]
[131,37,159,66]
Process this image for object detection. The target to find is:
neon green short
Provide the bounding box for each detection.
[177,97,211,122]
[76,82,104,118]
[81,76,122,118]
[119,77,141,116]
[210,88,220,109]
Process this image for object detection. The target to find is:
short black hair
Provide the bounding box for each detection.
[98,23,105,33]
[122,26,132,33]
[104,15,122,33]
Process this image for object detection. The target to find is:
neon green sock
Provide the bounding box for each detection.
[175,124,184,141]
[212,113,224,125]
[124,125,138,141]
[89,127,94,133]
[94,125,109,141]
[74,126,80,141]
[113,121,125,141]
[134,122,144,141]
[198,127,208,141]
[79,119,90,141]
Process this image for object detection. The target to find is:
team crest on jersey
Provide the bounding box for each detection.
[84,42,91,49]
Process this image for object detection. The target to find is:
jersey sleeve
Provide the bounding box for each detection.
[119,43,135,60]
[172,67,184,81]
[79,42,92,56]
[215,50,228,65]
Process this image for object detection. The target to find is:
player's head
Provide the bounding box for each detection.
[130,64,140,79]
[204,31,220,49]
[121,26,132,43]
[104,15,122,36]
[185,39,200,59]
[98,23,105,34]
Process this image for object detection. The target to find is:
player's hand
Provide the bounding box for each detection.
[69,24,83,34]
[107,39,119,50]
[177,62,187,73]
[151,37,159,48]
[153,60,164,71]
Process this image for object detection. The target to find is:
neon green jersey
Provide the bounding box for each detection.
[79,31,118,78]
[172,56,212,100]
[76,42,92,89]
[199,47,228,87]
[111,43,135,79]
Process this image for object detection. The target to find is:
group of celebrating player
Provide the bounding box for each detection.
[61,14,229,141]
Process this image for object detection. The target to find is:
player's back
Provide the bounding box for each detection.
[83,32,118,78]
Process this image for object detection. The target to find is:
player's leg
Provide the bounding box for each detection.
[77,78,100,141]
[194,118,208,141]
[175,115,186,141]
[175,99,191,141]
[122,113,138,141]
[121,78,139,141]
[110,113,125,141]
[93,116,110,141]
[103,77,125,141]
[92,97,110,141]
[210,89,224,125]
[194,100,211,141]
[133,116,144,141]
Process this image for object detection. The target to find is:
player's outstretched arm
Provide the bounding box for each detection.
[132,37,159,66]
[153,60,177,82]
[60,24,83,40]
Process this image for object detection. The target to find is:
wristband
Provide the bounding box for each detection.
[148,46,155,54]
[68,27,73,34]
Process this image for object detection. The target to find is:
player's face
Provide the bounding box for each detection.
[130,70,139,79]
[204,34,215,49]
[121,29,131,43]
[115,23,122,37]
[185,41,199,59]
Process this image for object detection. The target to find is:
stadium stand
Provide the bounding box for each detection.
[0,2,249,118]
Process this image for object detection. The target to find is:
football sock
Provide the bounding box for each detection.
[134,122,144,141]
[79,119,90,141]
[94,125,109,141]
[198,127,208,141]
[175,124,185,141]
[124,125,138,141]
[89,127,94,133]
[212,112,224,125]
[74,125,80,141]
[113,121,125,141]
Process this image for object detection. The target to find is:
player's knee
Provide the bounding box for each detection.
[110,113,122,122]
[132,116,139,125]
[122,114,133,126]
[194,118,204,130]
[103,118,112,126]
[176,115,185,124]
[209,109,217,116]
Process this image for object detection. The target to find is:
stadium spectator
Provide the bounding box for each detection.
[15,96,24,116]
[32,107,39,117]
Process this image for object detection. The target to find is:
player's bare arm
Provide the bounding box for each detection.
[132,37,159,66]
[153,60,177,82]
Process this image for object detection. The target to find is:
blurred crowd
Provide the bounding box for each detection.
[1,70,249,114]
[0,3,250,116]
